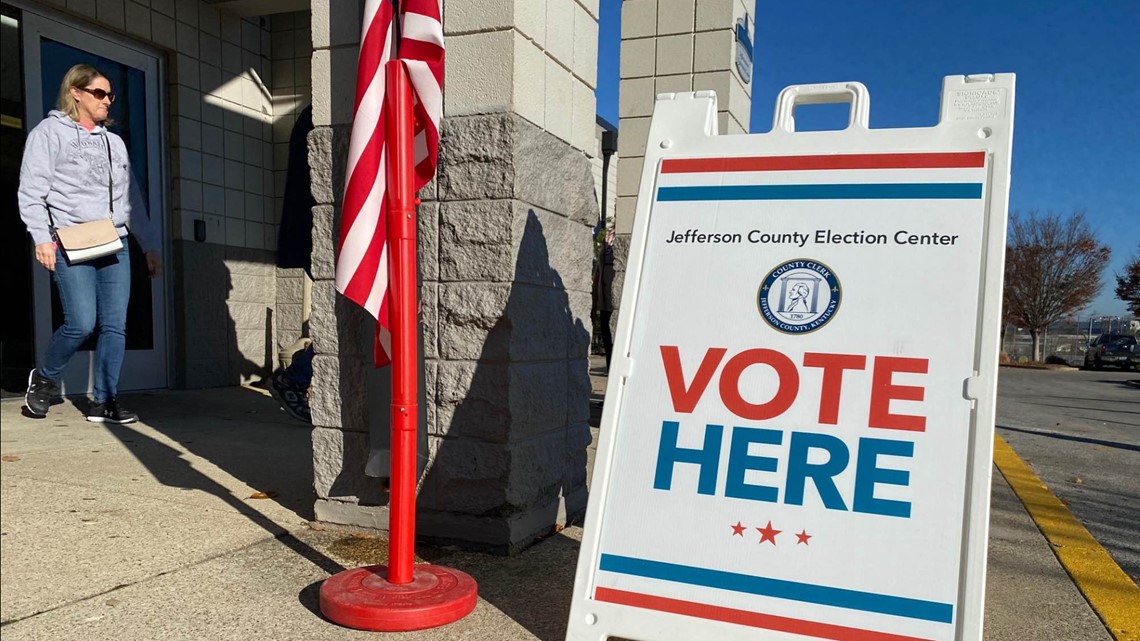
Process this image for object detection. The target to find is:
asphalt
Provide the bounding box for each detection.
[0,360,1122,641]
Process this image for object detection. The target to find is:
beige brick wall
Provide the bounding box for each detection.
[59,0,317,252]
[615,0,753,233]
[308,0,601,152]
[173,8,268,248]
[437,0,601,157]
[269,11,314,223]
[269,10,316,356]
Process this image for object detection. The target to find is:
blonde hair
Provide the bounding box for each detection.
[56,63,113,125]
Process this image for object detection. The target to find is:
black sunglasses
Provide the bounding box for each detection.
[79,87,116,103]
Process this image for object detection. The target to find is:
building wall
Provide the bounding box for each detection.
[614,0,753,234]
[163,5,277,389]
[268,10,314,362]
[442,0,600,155]
[308,0,600,553]
[608,0,753,352]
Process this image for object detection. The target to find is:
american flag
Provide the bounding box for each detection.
[335,0,444,366]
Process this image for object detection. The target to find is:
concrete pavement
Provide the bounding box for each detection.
[0,364,1122,641]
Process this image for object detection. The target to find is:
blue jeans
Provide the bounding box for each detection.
[283,344,314,389]
[39,247,131,403]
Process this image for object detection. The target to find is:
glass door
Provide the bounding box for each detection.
[18,7,168,395]
[0,4,33,397]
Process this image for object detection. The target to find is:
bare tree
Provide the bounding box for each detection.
[1003,211,1111,360]
[1115,243,1140,317]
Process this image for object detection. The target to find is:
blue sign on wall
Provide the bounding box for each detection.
[735,14,753,84]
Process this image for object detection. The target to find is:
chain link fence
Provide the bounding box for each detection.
[1002,317,1139,366]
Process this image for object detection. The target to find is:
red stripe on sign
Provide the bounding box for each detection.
[661,152,985,173]
[594,587,937,641]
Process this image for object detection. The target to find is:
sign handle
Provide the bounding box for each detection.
[773,81,870,132]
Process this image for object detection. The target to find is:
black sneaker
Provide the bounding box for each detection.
[268,371,312,424]
[25,369,58,418]
[87,398,138,424]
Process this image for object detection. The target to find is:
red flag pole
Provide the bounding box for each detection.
[384,57,418,587]
[318,59,477,632]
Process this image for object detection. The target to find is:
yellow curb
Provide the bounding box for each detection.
[993,435,1140,641]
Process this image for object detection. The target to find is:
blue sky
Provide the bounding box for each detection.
[595,0,1139,318]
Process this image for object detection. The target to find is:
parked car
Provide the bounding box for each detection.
[1083,334,1139,370]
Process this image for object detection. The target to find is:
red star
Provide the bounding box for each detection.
[756,520,781,545]
[796,530,812,545]
[730,521,746,537]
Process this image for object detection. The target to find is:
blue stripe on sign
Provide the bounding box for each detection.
[598,554,954,624]
[655,183,984,201]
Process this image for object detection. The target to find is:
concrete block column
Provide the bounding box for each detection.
[308,0,600,554]
[609,0,754,341]
[614,0,753,235]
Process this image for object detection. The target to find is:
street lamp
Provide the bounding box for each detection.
[1091,315,1123,336]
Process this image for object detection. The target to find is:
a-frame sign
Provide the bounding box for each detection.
[567,76,1015,641]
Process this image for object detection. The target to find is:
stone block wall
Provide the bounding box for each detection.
[308,0,599,554]
[306,0,370,523]
[418,114,596,552]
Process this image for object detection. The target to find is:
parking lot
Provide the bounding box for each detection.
[996,366,1140,583]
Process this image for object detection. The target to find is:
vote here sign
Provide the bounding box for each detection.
[568,80,1015,641]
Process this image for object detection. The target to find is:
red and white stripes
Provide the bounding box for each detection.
[336,0,443,365]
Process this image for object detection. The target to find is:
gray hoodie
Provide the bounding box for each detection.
[18,110,158,253]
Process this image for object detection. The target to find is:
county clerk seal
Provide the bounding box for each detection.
[757,259,841,334]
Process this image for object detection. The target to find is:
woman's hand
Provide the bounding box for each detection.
[34,242,56,271]
[145,251,163,278]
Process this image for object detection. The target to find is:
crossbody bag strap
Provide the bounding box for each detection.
[105,132,114,215]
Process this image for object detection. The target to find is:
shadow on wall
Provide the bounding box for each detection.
[416,206,593,555]
[316,204,592,555]
[172,244,276,388]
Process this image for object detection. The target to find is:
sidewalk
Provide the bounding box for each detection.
[0,362,1114,641]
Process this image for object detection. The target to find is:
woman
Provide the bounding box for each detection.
[18,64,161,423]
[591,228,615,373]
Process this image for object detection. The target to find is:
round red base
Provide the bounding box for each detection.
[319,564,478,631]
